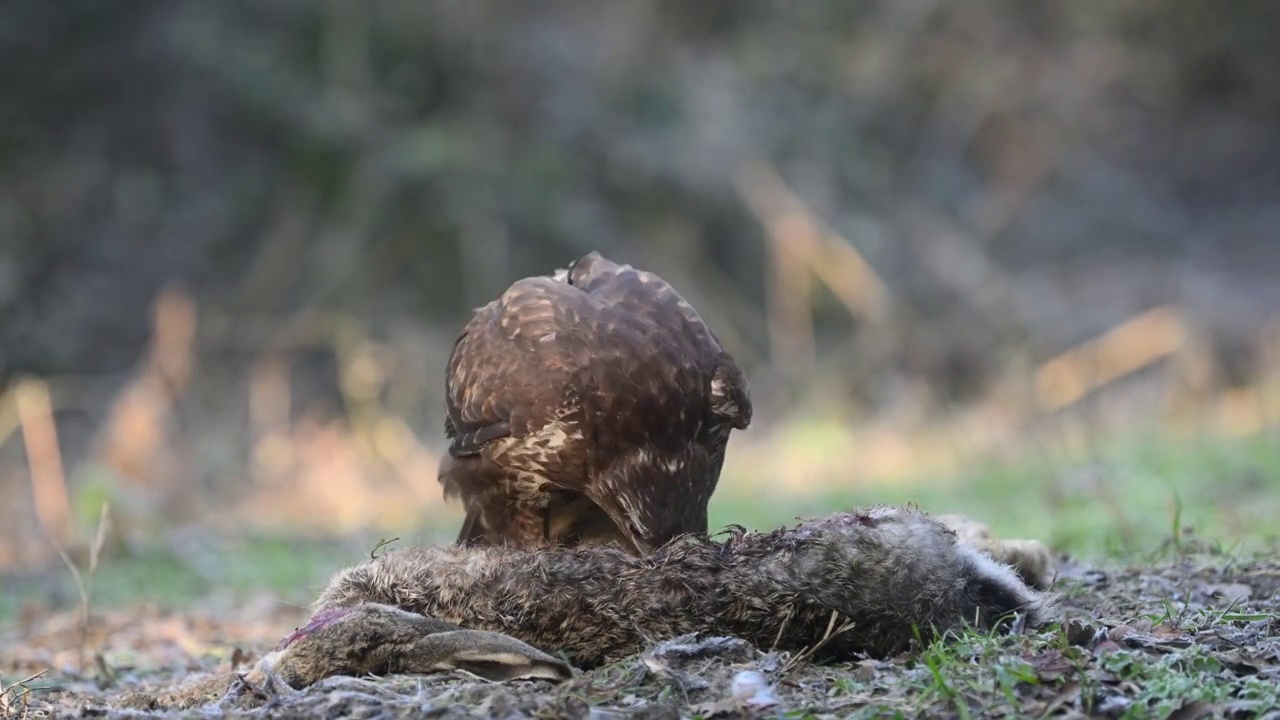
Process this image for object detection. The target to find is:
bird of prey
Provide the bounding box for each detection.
[438,251,751,554]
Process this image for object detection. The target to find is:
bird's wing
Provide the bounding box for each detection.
[444,276,594,458]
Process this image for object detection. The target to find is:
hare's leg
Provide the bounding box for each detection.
[934,513,1057,589]
[250,604,573,689]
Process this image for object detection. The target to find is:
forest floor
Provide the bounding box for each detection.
[3,549,1280,719]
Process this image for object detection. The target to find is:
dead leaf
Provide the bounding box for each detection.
[1166,700,1219,720]
[1093,638,1123,653]
[1064,617,1099,647]
[853,659,878,681]
[1041,680,1081,717]
[1108,618,1152,642]
[1029,651,1075,682]
[1108,621,1193,651]
[1202,583,1252,604]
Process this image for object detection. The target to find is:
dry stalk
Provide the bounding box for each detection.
[0,669,48,719]
[1033,304,1191,412]
[14,378,74,548]
[0,385,19,452]
[736,162,818,379]
[49,502,112,674]
[737,161,889,324]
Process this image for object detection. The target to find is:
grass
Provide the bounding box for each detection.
[823,614,1280,719]
[710,427,1280,562]
[0,531,453,625]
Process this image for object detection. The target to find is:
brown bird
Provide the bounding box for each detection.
[437,251,752,554]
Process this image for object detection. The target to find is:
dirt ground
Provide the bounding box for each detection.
[3,552,1280,720]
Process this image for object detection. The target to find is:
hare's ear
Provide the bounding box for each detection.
[414,629,573,682]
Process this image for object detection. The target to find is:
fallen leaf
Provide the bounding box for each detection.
[1201,583,1252,604]
[1108,621,1193,651]
[1064,617,1100,647]
[1030,651,1075,682]
[1041,681,1081,717]
[1167,700,1219,720]
[853,659,878,681]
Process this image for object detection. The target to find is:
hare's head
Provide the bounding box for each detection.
[254,604,573,689]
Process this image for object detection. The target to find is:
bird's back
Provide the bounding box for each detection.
[440,251,750,550]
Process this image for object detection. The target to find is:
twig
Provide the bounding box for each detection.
[0,668,49,719]
[370,536,400,560]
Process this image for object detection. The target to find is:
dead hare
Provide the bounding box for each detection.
[249,505,1059,689]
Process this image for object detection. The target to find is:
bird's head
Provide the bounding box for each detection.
[591,445,720,554]
[550,250,622,291]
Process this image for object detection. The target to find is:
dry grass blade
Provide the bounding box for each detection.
[770,605,796,651]
[48,502,112,673]
[88,502,111,579]
[778,610,857,676]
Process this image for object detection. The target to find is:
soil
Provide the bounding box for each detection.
[4,552,1280,719]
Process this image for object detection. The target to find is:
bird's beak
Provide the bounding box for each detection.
[588,494,651,556]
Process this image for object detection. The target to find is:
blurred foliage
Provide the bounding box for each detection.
[2,0,1280,564]
[2,1,1279,388]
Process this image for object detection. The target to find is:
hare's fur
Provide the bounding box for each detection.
[257,505,1059,688]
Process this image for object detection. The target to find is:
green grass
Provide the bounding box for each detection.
[0,530,450,624]
[709,428,1280,562]
[822,620,1280,719]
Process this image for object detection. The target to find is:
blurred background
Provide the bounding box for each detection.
[3,0,1280,614]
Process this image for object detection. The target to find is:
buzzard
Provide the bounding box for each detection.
[438,251,751,554]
